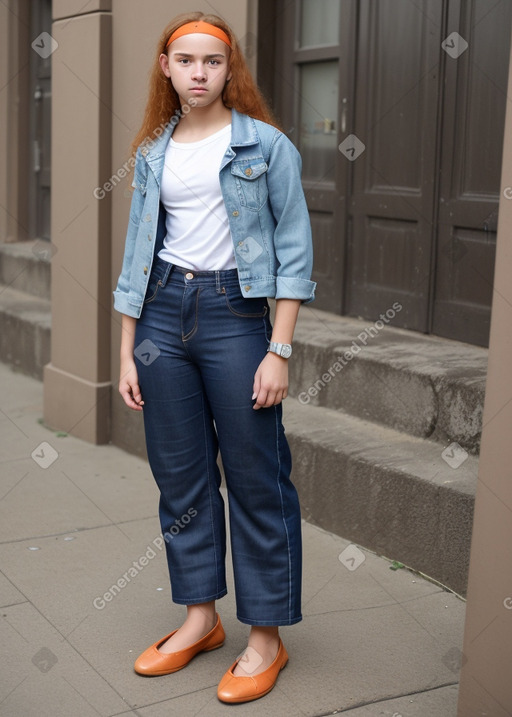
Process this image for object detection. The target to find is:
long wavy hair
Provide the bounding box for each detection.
[130,11,279,156]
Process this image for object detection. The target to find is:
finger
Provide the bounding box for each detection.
[132,384,144,405]
[261,389,278,408]
[120,385,144,411]
[124,394,143,411]
[252,373,261,401]
[253,387,268,410]
[273,390,285,406]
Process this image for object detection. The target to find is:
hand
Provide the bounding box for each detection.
[252,352,289,410]
[119,358,144,411]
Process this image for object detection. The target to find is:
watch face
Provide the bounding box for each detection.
[281,344,292,358]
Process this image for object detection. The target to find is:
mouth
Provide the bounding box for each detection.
[190,87,208,93]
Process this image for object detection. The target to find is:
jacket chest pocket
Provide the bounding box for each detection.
[231,160,268,211]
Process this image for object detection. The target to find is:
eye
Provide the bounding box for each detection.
[178,58,190,65]
[208,59,220,66]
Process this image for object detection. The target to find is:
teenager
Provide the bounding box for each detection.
[114,12,315,704]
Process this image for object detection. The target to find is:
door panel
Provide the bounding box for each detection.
[433,0,512,346]
[346,0,444,330]
[271,0,510,346]
[274,0,356,313]
[299,61,339,183]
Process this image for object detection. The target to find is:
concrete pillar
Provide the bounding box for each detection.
[43,1,112,443]
[457,29,512,717]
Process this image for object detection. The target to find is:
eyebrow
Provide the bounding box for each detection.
[172,52,226,59]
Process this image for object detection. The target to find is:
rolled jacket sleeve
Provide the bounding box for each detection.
[266,133,316,303]
[113,149,147,316]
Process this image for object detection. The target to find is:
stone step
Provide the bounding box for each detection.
[0,283,51,379]
[0,240,51,300]
[283,397,477,597]
[289,306,488,454]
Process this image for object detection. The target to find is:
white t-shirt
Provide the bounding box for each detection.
[158,123,237,270]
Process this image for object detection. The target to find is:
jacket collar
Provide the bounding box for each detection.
[230,108,259,147]
[141,108,260,182]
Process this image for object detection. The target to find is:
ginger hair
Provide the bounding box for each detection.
[130,11,279,156]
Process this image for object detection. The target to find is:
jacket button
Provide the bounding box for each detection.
[232,210,239,217]
[145,214,151,222]
[244,285,251,291]
[148,234,151,241]
[238,240,243,246]
[244,167,253,176]
[143,266,148,274]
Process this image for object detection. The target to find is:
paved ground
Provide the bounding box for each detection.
[0,362,465,716]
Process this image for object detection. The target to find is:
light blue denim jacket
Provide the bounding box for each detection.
[113,108,316,318]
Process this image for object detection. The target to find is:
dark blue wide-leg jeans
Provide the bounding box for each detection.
[134,256,302,626]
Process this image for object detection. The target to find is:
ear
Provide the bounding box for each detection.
[159,52,171,78]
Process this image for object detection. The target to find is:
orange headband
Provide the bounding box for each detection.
[166,21,232,49]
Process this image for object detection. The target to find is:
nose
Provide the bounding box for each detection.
[191,62,207,81]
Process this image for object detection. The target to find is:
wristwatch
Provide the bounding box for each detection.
[267,341,293,359]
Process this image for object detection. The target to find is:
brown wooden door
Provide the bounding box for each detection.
[271,0,357,313]
[271,0,511,347]
[346,0,444,332]
[433,0,511,346]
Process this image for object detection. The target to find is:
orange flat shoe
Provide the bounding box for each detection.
[134,613,225,676]
[217,638,289,703]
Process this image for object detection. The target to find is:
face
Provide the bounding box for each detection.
[159,32,232,109]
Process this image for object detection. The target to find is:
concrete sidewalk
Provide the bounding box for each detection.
[0,362,464,716]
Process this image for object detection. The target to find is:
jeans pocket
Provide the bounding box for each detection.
[144,264,166,304]
[223,287,268,318]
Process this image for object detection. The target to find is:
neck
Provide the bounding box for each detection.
[178,99,231,131]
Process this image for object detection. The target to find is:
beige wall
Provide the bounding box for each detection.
[108,0,252,452]
[456,33,512,717]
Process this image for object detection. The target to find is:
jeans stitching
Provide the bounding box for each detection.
[274,407,293,623]
[201,391,222,598]
[224,292,268,318]
[182,288,201,342]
